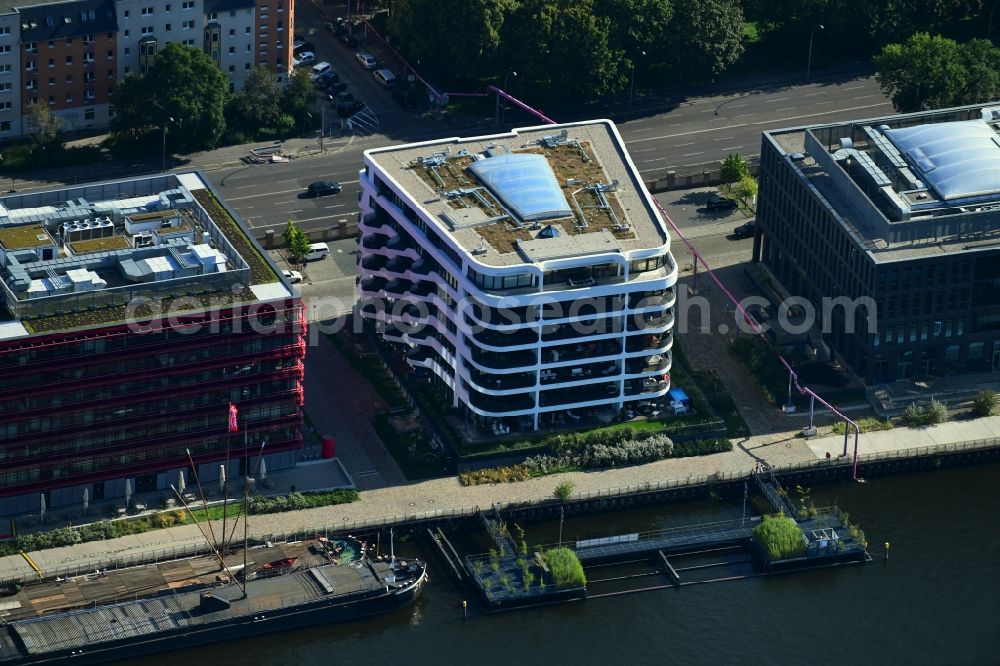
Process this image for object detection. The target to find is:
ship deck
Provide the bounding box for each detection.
[0,541,334,622]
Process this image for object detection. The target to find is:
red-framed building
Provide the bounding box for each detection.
[0,171,305,516]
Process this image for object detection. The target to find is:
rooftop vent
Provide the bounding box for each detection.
[839,137,854,150]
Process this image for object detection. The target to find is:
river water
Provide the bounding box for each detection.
[137,462,999,666]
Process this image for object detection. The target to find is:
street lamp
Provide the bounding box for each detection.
[806,24,824,83]
[161,116,174,173]
[629,50,646,104]
[496,70,517,126]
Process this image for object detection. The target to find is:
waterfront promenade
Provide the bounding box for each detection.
[2,415,999,585]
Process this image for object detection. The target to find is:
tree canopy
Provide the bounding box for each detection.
[874,33,1000,112]
[665,0,745,79]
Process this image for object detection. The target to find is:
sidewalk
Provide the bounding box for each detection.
[3,413,998,584]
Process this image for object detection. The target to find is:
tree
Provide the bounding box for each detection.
[732,173,758,211]
[720,153,749,184]
[665,0,744,79]
[389,0,513,80]
[875,33,1000,112]
[109,74,156,145]
[147,43,228,152]
[228,66,282,137]
[27,103,62,148]
[281,68,314,128]
[283,220,311,263]
[502,0,624,99]
[595,0,673,61]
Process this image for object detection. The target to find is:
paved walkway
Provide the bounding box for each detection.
[4,414,999,584]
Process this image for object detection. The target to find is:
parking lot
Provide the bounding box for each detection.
[294,1,425,137]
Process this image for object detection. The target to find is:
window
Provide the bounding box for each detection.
[107,49,114,59]
[969,342,985,362]
[47,57,54,67]
[277,21,283,31]
[64,74,72,83]
[183,20,194,29]
[26,42,37,52]
[107,68,114,78]
[244,62,250,69]
[108,84,114,94]
[83,71,94,82]
[106,31,112,39]
[47,41,54,49]
[245,26,250,34]
[25,60,36,71]
[123,29,130,37]
[64,92,72,102]
[84,107,94,120]
[123,47,130,55]
[0,101,10,110]
[945,345,959,362]
[182,0,194,8]
[124,65,130,74]
[65,38,72,46]
[165,3,171,10]
[228,64,235,72]
[47,94,54,105]
[65,55,73,65]
[229,28,235,36]
[0,64,9,73]
[0,121,10,132]
[208,11,217,19]
[141,6,154,15]
[25,79,36,90]
[123,9,129,18]
[0,82,10,92]
[0,45,9,54]
[245,44,250,52]
[141,26,154,34]
[0,26,9,35]
[47,76,55,86]
[165,23,171,31]
[84,34,94,44]
[228,46,234,54]
[183,38,194,46]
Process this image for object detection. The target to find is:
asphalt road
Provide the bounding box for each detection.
[208,60,893,234]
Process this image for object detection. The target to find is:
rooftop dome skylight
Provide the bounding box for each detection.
[468,153,572,222]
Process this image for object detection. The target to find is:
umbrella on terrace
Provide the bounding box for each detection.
[124,479,132,510]
[82,487,89,515]
[39,494,46,523]
[177,470,186,497]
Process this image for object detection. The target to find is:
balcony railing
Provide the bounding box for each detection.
[471,327,539,348]
[468,371,536,392]
[625,332,672,354]
[470,347,538,370]
[468,389,535,413]
[543,339,621,363]
[539,382,620,407]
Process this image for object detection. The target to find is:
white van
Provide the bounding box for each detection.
[310,62,332,80]
[304,242,330,261]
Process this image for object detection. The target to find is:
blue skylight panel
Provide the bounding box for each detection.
[468,153,572,222]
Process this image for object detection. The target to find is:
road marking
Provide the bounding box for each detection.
[734,113,755,119]
[634,147,657,153]
[842,85,865,90]
[720,146,741,151]
[768,97,790,102]
[682,151,704,157]
[805,92,826,97]
[729,103,748,108]
[712,136,735,141]
[675,142,695,147]
[775,107,796,112]
[853,94,878,99]
[625,101,894,145]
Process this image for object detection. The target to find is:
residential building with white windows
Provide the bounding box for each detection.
[0,0,291,139]
[356,120,678,433]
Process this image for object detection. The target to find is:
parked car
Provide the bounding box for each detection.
[293,36,305,50]
[392,88,415,109]
[337,100,366,118]
[309,62,332,80]
[330,90,354,106]
[733,222,755,239]
[314,69,339,89]
[373,68,397,87]
[307,181,342,197]
[293,41,314,55]
[282,269,303,283]
[326,81,348,96]
[355,52,378,70]
[706,194,738,210]
[292,51,315,67]
[304,242,330,261]
[338,32,358,48]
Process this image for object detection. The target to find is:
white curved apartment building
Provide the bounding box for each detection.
[356,120,677,432]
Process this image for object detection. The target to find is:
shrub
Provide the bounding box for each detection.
[972,390,997,417]
[543,547,586,588]
[752,512,806,560]
[904,399,948,427]
[553,481,574,502]
[832,417,892,435]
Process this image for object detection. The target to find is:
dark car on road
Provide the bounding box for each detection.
[733,222,755,239]
[338,100,366,118]
[329,90,354,106]
[307,181,343,197]
[314,70,339,89]
[326,81,348,96]
[338,32,358,48]
[293,41,314,55]
[706,194,738,210]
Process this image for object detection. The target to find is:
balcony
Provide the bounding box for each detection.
[361,254,388,272]
[625,332,672,354]
[626,310,674,332]
[540,362,618,385]
[543,339,621,363]
[625,352,671,375]
[541,318,623,343]
[471,347,537,370]
[359,276,387,294]
[468,371,535,392]
[540,295,623,322]
[628,288,675,310]
[384,279,413,296]
[386,255,414,273]
[468,388,535,413]
[624,374,670,396]
[463,302,535,327]
[361,233,391,250]
[471,327,539,348]
[539,382,620,407]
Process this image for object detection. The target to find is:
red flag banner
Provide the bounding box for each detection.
[229,403,238,433]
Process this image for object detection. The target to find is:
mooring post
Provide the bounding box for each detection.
[842,419,849,457]
[462,600,468,619]
[852,429,860,480]
[884,542,890,561]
